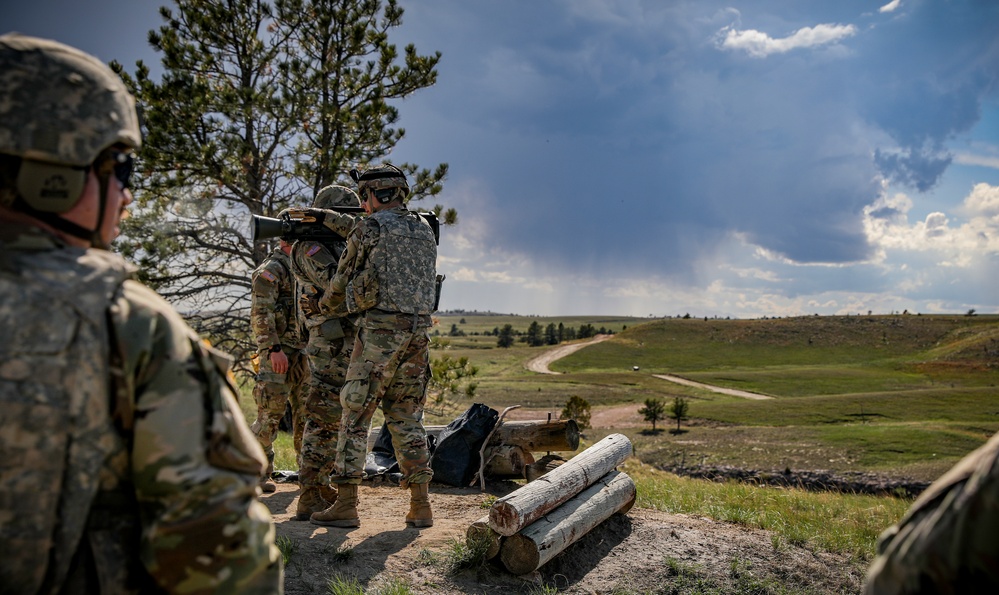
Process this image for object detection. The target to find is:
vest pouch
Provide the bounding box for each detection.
[346,267,378,313]
[320,318,344,340]
[341,360,374,413]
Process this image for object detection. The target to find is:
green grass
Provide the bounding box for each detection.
[625,460,910,562]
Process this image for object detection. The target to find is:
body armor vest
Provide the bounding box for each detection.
[1,243,138,593]
[368,209,437,315]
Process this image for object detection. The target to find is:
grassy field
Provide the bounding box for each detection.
[425,313,999,482]
[240,312,999,566]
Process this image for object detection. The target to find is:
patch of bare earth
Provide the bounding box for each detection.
[264,415,866,594]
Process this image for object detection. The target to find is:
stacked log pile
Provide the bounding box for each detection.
[466,433,636,575]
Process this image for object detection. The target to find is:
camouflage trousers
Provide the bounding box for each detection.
[333,314,433,486]
[251,347,309,473]
[298,320,355,488]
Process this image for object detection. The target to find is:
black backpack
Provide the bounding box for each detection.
[429,403,499,487]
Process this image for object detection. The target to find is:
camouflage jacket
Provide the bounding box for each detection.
[0,224,283,594]
[321,206,437,320]
[864,429,999,594]
[250,247,304,350]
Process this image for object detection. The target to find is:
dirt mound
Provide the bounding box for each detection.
[264,481,866,594]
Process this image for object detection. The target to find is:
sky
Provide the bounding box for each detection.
[5,0,999,318]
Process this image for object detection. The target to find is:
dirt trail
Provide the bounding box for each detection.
[525,334,611,374]
[524,334,772,400]
[652,373,773,400]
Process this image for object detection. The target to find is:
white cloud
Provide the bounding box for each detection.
[954,151,999,170]
[879,1,902,14]
[718,23,858,58]
[863,184,999,268]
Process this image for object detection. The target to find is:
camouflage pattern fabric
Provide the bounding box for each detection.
[0,224,282,594]
[321,207,437,316]
[322,206,437,487]
[334,312,434,486]
[250,247,308,468]
[251,347,309,470]
[289,235,358,488]
[864,430,999,594]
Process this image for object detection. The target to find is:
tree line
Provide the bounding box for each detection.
[435,321,618,348]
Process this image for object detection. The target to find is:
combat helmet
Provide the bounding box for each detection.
[350,163,409,204]
[0,33,141,217]
[313,184,360,209]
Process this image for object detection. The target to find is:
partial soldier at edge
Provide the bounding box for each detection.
[864,429,999,594]
[250,238,309,493]
[0,33,282,593]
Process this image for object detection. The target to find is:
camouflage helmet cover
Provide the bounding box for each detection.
[313,184,360,209]
[0,33,142,167]
[351,163,409,202]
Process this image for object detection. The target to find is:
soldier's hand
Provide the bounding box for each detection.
[285,208,327,224]
[300,293,322,317]
[269,349,290,374]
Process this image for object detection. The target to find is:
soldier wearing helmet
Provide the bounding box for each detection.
[286,184,364,520]
[249,235,309,494]
[0,34,282,593]
[310,163,439,529]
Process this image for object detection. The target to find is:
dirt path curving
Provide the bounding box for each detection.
[652,374,773,400]
[525,334,611,374]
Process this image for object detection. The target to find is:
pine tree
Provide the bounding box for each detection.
[112,0,448,366]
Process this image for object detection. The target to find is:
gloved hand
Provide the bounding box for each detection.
[285,207,327,224]
[300,292,322,317]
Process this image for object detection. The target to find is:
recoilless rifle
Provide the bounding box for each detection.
[252,206,440,245]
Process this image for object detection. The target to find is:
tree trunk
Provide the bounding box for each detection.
[488,419,579,452]
[488,433,632,537]
[483,445,535,479]
[466,515,503,560]
[499,470,636,575]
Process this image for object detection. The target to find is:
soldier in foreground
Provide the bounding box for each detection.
[250,237,309,492]
[287,185,363,520]
[0,34,282,593]
[864,429,999,593]
[309,164,439,529]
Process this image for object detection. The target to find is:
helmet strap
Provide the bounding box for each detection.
[14,196,97,243]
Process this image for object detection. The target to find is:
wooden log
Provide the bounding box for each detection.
[367,419,580,453]
[500,470,636,575]
[489,433,632,537]
[486,419,579,452]
[483,445,535,479]
[525,454,566,482]
[466,515,503,560]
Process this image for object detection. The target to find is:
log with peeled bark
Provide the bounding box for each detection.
[466,515,503,560]
[482,444,535,479]
[488,433,632,537]
[499,470,636,575]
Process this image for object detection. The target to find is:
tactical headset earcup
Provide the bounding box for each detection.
[16,160,87,213]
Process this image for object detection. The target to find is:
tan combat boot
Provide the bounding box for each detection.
[259,475,276,494]
[310,483,360,527]
[405,483,433,528]
[319,484,339,505]
[294,487,330,520]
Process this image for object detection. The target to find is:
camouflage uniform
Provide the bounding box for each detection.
[321,205,438,487]
[289,208,359,494]
[0,225,283,593]
[0,32,281,593]
[864,429,999,594]
[250,247,309,474]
